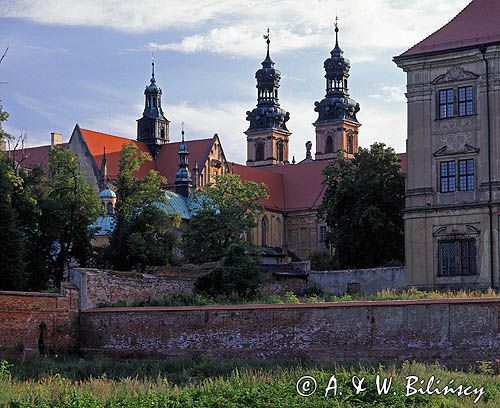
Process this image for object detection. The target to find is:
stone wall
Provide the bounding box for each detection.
[73,268,309,309]
[0,283,79,356]
[309,267,407,295]
[72,268,199,310]
[80,298,500,365]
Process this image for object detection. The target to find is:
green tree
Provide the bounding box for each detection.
[38,147,101,286]
[319,143,405,269]
[107,143,180,271]
[0,103,11,144]
[194,241,263,300]
[183,173,268,264]
[0,156,27,290]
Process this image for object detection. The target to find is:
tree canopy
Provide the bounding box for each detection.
[319,143,405,269]
[106,143,180,271]
[182,173,268,264]
[0,105,101,289]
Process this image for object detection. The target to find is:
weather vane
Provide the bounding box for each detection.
[263,27,270,42]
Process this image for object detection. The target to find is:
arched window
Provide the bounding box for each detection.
[261,216,268,246]
[256,142,265,162]
[347,134,354,154]
[325,135,333,154]
[277,141,284,162]
[160,127,165,140]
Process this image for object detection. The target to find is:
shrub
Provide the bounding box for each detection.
[309,250,337,271]
[194,241,263,300]
[284,292,299,304]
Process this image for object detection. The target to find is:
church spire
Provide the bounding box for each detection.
[175,123,192,197]
[314,18,360,123]
[313,18,361,161]
[151,53,155,83]
[137,58,170,158]
[245,29,291,167]
[334,15,339,47]
[246,29,290,131]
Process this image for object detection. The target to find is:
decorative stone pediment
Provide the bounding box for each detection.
[433,224,480,237]
[433,132,479,156]
[432,67,478,84]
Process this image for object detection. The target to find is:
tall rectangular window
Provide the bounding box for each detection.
[458,86,474,116]
[438,239,477,276]
[439,89,454,119]
[458,159,474,191]
[440,161,456,192]
[319,226,327,246]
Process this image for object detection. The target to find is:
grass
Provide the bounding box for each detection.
[97,287,500,308]
[0,357,499,407]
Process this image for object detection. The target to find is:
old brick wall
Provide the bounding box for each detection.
[73,268,200,309]
[73,268,309,309]
[80,298,500,365]
[0,283,79,356]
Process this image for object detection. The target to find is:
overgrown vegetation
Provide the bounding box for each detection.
[194,241,263,300]
[98,287,500,308]
[309,250,337,271]
[0,357,499,407]
[319,144,405,269]
[182,173,268,264]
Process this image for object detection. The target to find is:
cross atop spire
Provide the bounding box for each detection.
[264,27,270,59]
[181,121,185,142]
[151,51,156,83]
[261,27,274,68]
[334,16,339,47]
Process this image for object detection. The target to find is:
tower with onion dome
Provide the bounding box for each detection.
[137,58,170,158]
[314,18,360,160]
[245,29,291,167]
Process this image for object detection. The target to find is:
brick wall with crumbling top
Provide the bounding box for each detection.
[73,268,308,309]
[80,298,500,365]
[0,283,79,356]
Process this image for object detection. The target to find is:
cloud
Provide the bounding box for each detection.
[369,85,406,103]
[3,0,471,58]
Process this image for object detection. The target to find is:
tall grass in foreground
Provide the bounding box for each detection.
[0,358,499,407]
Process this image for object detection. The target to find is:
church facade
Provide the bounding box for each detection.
[8,23,404,261]
[395,0,500,289]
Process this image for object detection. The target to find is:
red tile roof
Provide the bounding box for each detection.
[231,154,407,212]
[5,143,67,174]
[156,138,215,186]
[397,0,500,58]
[79,128,154,179]
[229,163,285,210]
[230,160,329,212]
[397,153,407,175]
[79,128,215,185]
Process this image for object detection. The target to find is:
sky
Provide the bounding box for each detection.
[0,0,471,164]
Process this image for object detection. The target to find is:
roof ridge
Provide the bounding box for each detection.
[397,0,475,57]
[80,128,132,141]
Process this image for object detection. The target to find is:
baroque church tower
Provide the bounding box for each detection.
[246,30,291,167]
[314,19,360,160]
[137,59,170,158]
